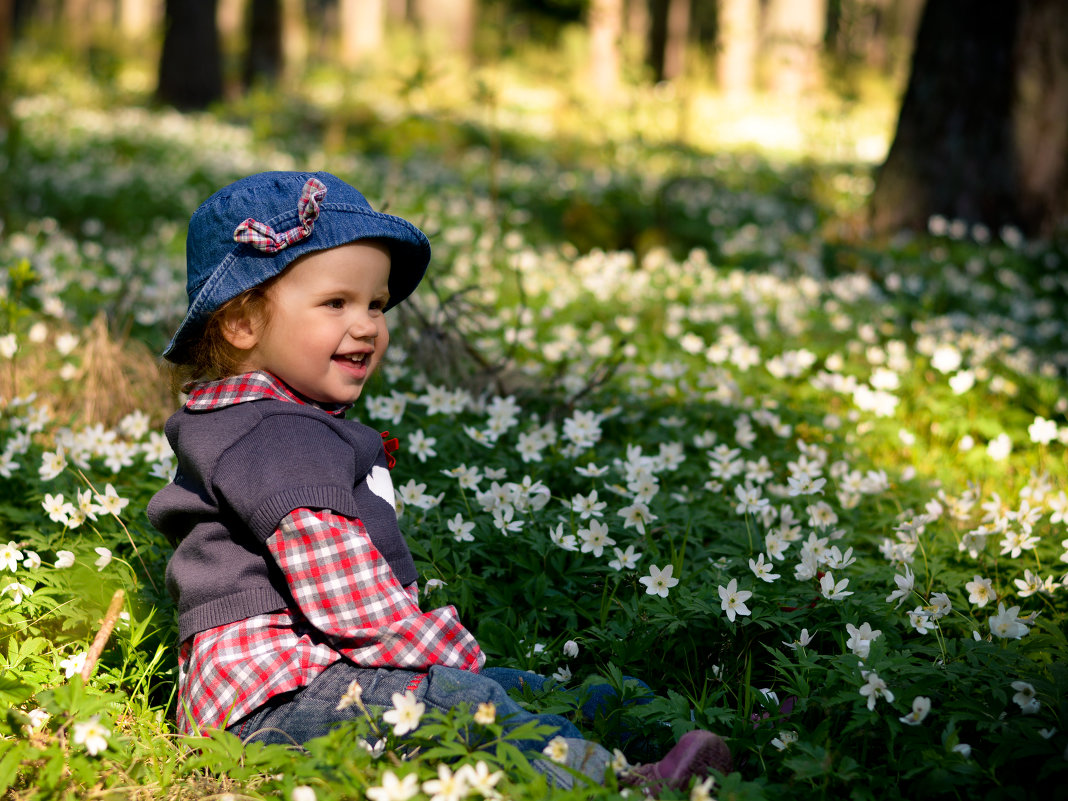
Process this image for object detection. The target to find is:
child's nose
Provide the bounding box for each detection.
[349,312,379,339]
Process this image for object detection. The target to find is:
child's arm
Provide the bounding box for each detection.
[266,507,485,672]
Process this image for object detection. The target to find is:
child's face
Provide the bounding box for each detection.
[239,241,392,405]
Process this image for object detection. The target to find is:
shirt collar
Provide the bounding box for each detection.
[184,371,350,417]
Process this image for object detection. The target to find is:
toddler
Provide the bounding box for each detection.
[147,171,730,792]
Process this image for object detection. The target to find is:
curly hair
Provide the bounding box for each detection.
[166,283,275,395]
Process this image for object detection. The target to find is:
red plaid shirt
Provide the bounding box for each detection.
[175,371,484,734]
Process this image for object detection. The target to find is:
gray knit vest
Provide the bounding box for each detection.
[147,399,418,643]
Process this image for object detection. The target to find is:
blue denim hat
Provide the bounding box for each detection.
[163,170,431,363]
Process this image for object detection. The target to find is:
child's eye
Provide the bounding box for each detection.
[324,298,345,309]
[370,298,388,311]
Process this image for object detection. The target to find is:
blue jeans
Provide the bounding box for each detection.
[227,662,613,788]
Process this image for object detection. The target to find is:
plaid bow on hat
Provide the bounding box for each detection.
[233,177,327,253]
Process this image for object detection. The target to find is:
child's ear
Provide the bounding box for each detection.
[219,309,261,351]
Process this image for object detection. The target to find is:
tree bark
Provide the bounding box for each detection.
[339,0,385,68]
[157,0,223,109]
[869,1,1021,235]
[589,0,623,98]
[716,0,758,97]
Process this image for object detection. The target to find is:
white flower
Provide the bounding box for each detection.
[640,564,680,598]
[786,475,826,496]
[749,553,780,583]
[407,429,438,463]
[291,787,317,801]
[366,771,420,801]
[578,519,615,557]
[908,606,936,634]
[422,763,467,801]
[455,762,503,797]
[59,651,86,679]
[474,702,496,726]
[0,333,17,359]
[42,493,72,525]
[22,551,41,570]
[1028,416,1059,445]
[951,742,971,758]
[2,581,34,603]
[94,547,112,571]
[783,628,815,650]
[382,690,425,736]
[899,696,931,725]
[0,542,22,572]
[608,544,642,571]
[94,484,129,517]
[820,572,852,601]
[563,639,579,658]
[38,450,67,481]
[929,591,952,619]
[571,489,606,520]
[690,776,717,801]
[859,671,893,711]
[718,578,752,622]
[949,370,975,395]
[930,344,962,374]
[1011,681,1040,714]
[26,708,49,730]
[336,678,363,711]
[966,575,995,608]
[447,513,475,543]
[770,731,798,751]
[54,550,76,569]
[542,735,569,764]
[989,602,1030,639]
[886,565,915,607]
[72,716,110,756]
[551,665,572,683]
[845,622,881,659]
[986,433,1013,461]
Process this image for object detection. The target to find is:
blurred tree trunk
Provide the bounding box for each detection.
[412,0,474,56]
[217,0,245,96]
[62,0,92,53]
[662,0,688,80]
[764,0,826,98]
[339,0,385,67]
[386,0,408,22]
[716,0,758,97]
[0,0,12,68]
[589,0,622,98]
[1012,0,1068,235]
[870,0,1068,237]
[157,0,223,109]
[648,0,689,82]
[243,0,282,86]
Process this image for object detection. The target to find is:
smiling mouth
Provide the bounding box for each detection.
[336,352,370,366]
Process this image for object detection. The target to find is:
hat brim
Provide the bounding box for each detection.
[163,203,430,364]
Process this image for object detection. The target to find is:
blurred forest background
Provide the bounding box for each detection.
[0,0,1066,241]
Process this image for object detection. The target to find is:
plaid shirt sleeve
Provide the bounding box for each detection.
[267,508,484,672]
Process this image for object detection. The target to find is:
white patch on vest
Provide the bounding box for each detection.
[366,465,396,512]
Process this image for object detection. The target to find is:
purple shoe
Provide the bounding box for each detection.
[622,730,733,793]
